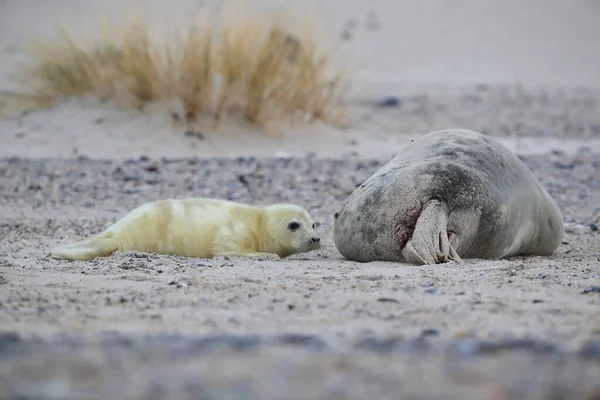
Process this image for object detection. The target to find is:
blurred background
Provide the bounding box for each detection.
[2,0,600,91]
[1,0,599,159]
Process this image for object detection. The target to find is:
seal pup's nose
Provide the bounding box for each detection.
[311,237,320,243]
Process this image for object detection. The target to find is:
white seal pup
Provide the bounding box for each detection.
[333,129,564,265]
[47,198,321,261]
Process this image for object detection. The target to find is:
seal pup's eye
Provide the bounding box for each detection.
[288,222,300,231]
[312,223,315,229]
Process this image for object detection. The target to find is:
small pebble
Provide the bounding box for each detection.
[420,328,439,337]
[184,130,205,140]
[145,163,160,173]
[581,286,600,294]
[377,297,400,303]
[553,161,575,170]
[376,96,401,108]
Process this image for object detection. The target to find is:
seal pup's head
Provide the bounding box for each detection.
[262,204,321,257]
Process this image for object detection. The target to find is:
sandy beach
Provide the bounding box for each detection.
[1,0,600,398]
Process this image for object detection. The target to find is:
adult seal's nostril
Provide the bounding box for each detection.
[311,237,320,243]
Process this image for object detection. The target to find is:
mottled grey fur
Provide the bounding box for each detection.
[333,129,564,264]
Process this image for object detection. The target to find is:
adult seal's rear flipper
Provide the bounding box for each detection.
[401,199,462,265]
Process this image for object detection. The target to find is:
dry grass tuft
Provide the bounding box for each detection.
[10,5,351,131]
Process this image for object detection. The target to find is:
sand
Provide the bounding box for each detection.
[1,0,600,399]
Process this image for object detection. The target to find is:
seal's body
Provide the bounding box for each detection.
[333,129,564,265]
[48,198,321,261]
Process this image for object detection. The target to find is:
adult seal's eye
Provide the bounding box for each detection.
[288,222,300,231]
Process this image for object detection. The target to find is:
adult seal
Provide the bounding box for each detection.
[333,129,564,264]
[48,198,321,261]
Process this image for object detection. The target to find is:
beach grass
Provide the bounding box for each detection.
[9,4,351,131]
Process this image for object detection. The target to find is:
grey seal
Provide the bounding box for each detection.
[333,129,564,264]
[47,198,321,261]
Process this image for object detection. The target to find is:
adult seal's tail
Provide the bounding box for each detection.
[333,129,564,265]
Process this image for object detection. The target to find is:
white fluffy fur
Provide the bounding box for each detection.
[47,198,321,261]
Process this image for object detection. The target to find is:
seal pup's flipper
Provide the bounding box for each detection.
[46,235,121,261]
[401,199,462,265]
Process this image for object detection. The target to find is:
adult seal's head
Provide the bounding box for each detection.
[333,129,564,265]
